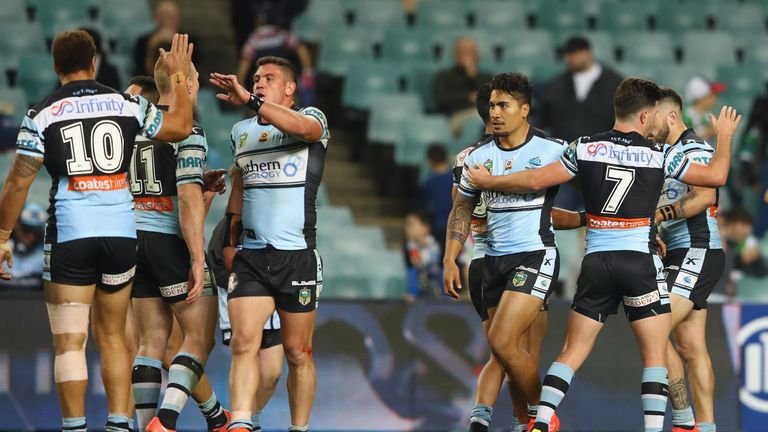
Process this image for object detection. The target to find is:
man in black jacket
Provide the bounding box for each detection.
[534,36,623,210]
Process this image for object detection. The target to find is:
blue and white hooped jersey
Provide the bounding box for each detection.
[458,127,566,256]
[559,130,693,255]
[657,129,721,251]
[231,106,330,250]
[131,116,207,237]
[15,80,164,243]
[452,133,493,260]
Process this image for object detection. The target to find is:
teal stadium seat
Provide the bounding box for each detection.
[736,277,768,302]
[501,31,555,64]
[395,115,452,165]
[617,63,659,82]
[656,2,711,33]
[535,0,587,32]
[531,62,563,83]
[0,0,28,22]
[18,54,59,105]
[597,1,655,31]
[455,115,485,154]
[382,29,434,63]
[716,3,766,35]
[405,62,442,112]
[744,36,768,65]
[322,274,372,299]
[367,93,423,144]
[618,32,675,64]
[716,65,766,98]
[195,88,222,120]
[345,0,406,30]
[415,0,467,29]
[655,64,716,96]
[36,2,91,40]
[318,29,375,76]
[342,62,400,110]
[0,23,46,67]
[317,205,354,226]
[291,0,343,42]
[468,0,526,29]
[0,88,29,122]
[682,32,737,66]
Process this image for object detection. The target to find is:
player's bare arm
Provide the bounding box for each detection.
[208,73,323,142]
[467,160,573,193]
[655,186,717,225]
[680,106,742,187]
[223,169,244,273]
[442,193,479,299]
[178,182,206,303]
[552,208,585,230]
[154,33,195,142]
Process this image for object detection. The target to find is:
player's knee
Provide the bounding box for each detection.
[263,369,281,390]
[47,302,90,383]
[283,342,313,367]
[676,338,706,363]
[229,333,259,356]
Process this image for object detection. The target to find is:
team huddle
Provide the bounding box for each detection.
[444,73,740,432]
[0,30,328,432]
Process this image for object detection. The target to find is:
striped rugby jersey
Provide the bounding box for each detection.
[452,133,492,260]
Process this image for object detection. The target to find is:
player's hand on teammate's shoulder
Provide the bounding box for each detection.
[158,33,194,77]
[208,73,250,106]
[203,169,227,195]
[467,164,493,190]
[709,105,742,138]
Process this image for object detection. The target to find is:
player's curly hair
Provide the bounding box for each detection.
[52,30,96,75]
[613,78,662,120]
[489,72,532,106]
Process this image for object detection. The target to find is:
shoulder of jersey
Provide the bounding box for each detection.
[191,120,205,137]
[530,126,567,146]
[680,131,712,151]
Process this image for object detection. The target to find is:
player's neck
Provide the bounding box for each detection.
[59,70,95,85]
[158,94,174,106]
[612,119,642,136]
[667,125,687,145]
[497,122,530,150]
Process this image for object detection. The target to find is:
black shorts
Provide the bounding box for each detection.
[261,328,282,349]
[468,258,488,321]
[228,247,323,313]
[44,237,137,291]
[132,231,216,303]
[483,249,559,309]
[664,248,725,310]
[572,251,670,322]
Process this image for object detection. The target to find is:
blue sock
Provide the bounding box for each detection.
[62,416,86,432]
[105,414,130,432]
[534,362,574,430]
[132,355,163,430]
[252,411,261,431]
[672,407,696,430]
[641,367,669,432]
[698,422,716,432]
[159,352,204,429]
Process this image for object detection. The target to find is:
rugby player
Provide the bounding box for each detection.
[445,73,568,432]
[467,78,740,432]
[209,56,330,432]
[123,62,229,432]
[651,88,722,432]
[209,213,284,432]
[0,31,194,432]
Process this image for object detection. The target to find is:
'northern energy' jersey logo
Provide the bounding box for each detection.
[238,148,308,187]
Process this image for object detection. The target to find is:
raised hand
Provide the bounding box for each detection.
[158,33,194,77]
[709,105,742,138]
[208,73,251,106]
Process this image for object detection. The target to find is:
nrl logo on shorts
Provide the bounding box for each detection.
[238,132,248,148]
[298,287,312,306]
[512,271,527,287]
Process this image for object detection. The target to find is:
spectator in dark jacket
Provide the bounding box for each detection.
[535,36,623,210]
[418,144,454,255]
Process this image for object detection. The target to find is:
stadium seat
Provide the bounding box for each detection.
[0,0,28,22]
[736,277,768,302]
[0,23,46,66]
[17,54,58,105]
[322,274,373,299]
[317,184,330,206]
[655,3,711,33]
[501,31,555,64]
[0,88,29,123]
[36,3,90,38]
[107,53,130,90]
[346,0,406,30]
[395,115,453,165]
[531,62,564,84]
[617,63,659,82]
[342,62,401,110]
[597,1,655,31]
[318,29,376,76]
[655,64,717,97]
[367,93,423,144]
[468,0,527,29]
[98,0,152,27]
[405,62,443,112]
[716,65,766,98]
[455,115,485,153]
[317,206,354,226]
[681,32,737,66]
[381,29,434,64]
[195,88,222,120]
[200,113,242,156]
[535,0,588,32]
[617,32,675,64]
[415,0,467,29]
[715,3,767,35]
[744,35,768,65]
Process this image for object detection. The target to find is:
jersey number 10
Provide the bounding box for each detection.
[62,121,125,175]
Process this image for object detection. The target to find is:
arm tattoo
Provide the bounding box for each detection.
[447,193,477,245]
[11,154,43,178]
[669,377,690,410]
[671,198,687,220]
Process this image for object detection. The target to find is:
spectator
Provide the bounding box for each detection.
[0,202,46,291]
[403,212,442,299]
[535,36,623,210]
[684,76,726,141]
[721,207,767,289]
[79,27,121,90]
[132,1,201,76]
[236,10,314,104]
[418,144,453,255]
[433,37,492,136]
[232,0,309,55]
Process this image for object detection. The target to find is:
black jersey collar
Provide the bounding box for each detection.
[156,104,169,111]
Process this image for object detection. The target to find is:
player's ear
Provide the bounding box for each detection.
[521,102,530,119]
[285,80,297,97]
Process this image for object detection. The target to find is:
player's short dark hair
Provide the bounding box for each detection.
[255,56,297,83]
[613,78,662,120]
[489,72,532,106]
[426,144,448,164]
[52,30,97,75]
[476,82,492,124]
[128,75,160,104]
[658,87,683,112]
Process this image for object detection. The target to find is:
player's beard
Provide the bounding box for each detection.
[650,122,670,143]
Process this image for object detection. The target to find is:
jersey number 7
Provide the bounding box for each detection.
[602,166,635,214]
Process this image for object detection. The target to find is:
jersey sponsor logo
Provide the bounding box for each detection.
[534,275,551,291]
[160,282,188,298]
[667,151,685,174]
[505,159,513,170]
[579,141,662,168]
[101,266,136,286]
[298,287,312,306]
[675,272,698,289]
[176,155,204,169]
[238,148,308,186]
[134,196,174,212]
[50,97,126,117]
[587,214,650,230]
[68,173,128,192]
[527,157,542,169]
[259,132,270,142]
[238,132,248,148]
[512,271,528,287]
[292,280,317,286]
[623,291,660,307]
[486,190,544,209]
